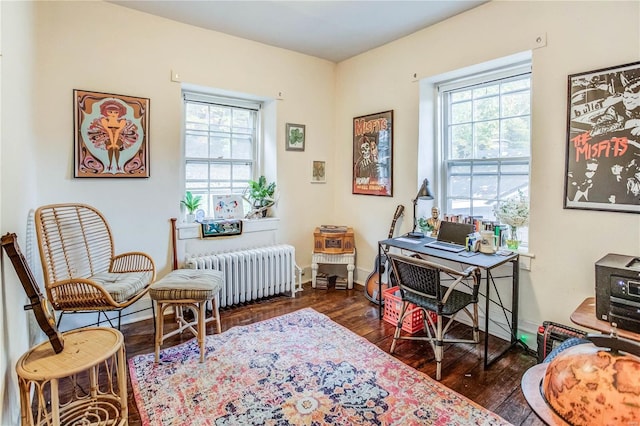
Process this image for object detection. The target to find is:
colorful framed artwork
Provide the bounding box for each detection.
[213,195,244,220]
[564,61,640,213]
[311,160,326,183]
[285,123,305,151]
[352,110,393,196]
[74,89,150,178]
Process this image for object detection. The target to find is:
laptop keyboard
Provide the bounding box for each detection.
[426,241,466,252]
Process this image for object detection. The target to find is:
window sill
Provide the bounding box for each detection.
[176,218,279,240]
[516,248,534,271]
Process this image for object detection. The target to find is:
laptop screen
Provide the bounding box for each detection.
[437,221,475,245]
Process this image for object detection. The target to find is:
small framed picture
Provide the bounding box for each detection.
[286,123,305,151]
[311,160,326,183]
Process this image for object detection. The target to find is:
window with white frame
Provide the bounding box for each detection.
[438,64,531,244]
[183,92,261,216]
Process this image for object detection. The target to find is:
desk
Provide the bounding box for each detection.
[311,251,356,289]
[571,297,640,342]
[378,235,521,368]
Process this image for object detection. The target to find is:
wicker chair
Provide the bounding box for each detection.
[34,203,156,329]
[387,253,481,380]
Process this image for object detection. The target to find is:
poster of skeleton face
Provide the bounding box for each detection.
[564,61,640,213]
[353,110,393,196]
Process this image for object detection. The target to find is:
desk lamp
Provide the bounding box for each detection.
[408,178,434,238]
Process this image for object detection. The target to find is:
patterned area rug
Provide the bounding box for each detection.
[129,308,511,425]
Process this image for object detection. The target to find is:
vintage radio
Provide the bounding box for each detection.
[595,253,640,333]
[313,225,355,254]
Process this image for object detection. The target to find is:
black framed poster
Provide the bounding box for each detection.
[564,61,640,213]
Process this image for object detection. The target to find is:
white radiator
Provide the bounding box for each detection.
[184,244,302,308]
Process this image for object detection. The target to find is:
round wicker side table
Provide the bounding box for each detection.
[16,327,127,426]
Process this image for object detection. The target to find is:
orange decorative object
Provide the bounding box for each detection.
[313,226,355,254]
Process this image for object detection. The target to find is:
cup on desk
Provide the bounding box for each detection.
[479,230,499,254]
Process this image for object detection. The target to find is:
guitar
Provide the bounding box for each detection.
[364,204,404,304]
[1,233,64,353]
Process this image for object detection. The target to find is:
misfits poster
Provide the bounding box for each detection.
[565,61,640,213]
[353,110,393,196]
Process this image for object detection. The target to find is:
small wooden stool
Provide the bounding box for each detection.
[16,327,127,426]
[149,269,223,363]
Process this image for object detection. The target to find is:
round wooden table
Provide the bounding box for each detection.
[16,327,127,426]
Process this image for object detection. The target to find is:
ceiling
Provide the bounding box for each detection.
[110,1,487,63]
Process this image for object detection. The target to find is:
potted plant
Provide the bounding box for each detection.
[246,176,276,217]
[181,191,202,222]
[493,190,529,250]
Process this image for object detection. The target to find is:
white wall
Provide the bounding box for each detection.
[335,0,640,336]
[1,2,40,424]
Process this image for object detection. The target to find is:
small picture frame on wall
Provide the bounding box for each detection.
[311,160,326,183]
[286,123,305,151]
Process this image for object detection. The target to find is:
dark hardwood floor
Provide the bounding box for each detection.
[121,283,545,425]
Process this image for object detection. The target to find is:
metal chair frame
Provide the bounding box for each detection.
[388,253,481,380]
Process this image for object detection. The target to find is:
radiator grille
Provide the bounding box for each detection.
[185,244,300,308]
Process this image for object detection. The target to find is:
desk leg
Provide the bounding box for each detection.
[311,261,318,289]
[484,271,491,369]
[347,263,354,289]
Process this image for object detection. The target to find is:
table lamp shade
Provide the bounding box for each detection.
[411,179,434,237]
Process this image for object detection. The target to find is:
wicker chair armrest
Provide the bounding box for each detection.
[111,252,156,278]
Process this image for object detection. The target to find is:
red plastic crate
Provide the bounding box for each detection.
[383,286,437,334]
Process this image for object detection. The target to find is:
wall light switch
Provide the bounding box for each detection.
[171,70,181,82]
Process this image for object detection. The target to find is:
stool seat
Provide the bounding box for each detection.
[150,269,223,363]
[150,269,222,300]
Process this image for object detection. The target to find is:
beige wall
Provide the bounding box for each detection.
[335,0,640,334]
[2,0,639,421]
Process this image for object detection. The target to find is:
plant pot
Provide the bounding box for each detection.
[186,213,196,223]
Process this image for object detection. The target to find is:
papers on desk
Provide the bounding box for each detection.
[394,237,423,244]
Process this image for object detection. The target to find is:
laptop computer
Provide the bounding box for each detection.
[425,221,474,253]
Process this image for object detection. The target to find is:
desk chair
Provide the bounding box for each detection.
[387,253,481,380]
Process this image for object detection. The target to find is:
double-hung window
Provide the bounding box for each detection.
[439,64,531,244]
[183,92,261,216]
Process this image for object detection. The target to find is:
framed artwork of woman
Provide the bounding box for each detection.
[74,89,150,178]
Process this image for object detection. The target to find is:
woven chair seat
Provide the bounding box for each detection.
[92,271,155,303]
[403,288,475,316]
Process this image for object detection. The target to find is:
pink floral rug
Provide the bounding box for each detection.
[129,308,510,425]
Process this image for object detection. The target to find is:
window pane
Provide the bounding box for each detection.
[185,133,208,158]
[449,175,470,198]
[472,174,497,199]
[449,124,473,159]
[473,96,499,121]
[501,91,530,117]
[448,199,471,217]
[450,101,472,124]
[210,106,231,132]
[472,199,494,220]
[499,176,529,198]
[211,163,231,180]
[185,103,208,127]
[451,90,471,102]
[233,163,252,182]
[501,117,530,156]
[501,163,529,173]
[210,134,231,158]
[473,84,499,98]
[185,162,208,181]
[474,120,499,158]
[502,78,530,93]
[232,135,253,160]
